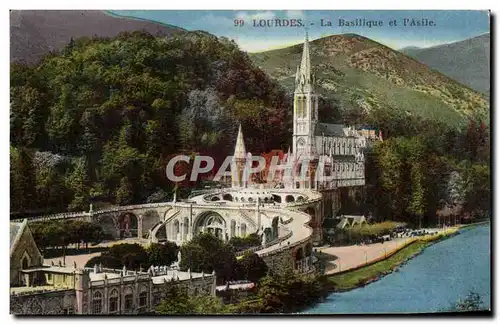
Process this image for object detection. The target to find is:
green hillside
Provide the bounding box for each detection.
[250,33,489,127]
[400,33,490,95]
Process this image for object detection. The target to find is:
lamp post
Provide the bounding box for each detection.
[337,259,342,272]
[384,247,388,258]
[363,250,368,265]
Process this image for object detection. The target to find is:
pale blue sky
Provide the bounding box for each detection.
[108,10,490,52]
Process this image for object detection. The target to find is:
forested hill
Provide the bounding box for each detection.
[10,10,185,64]
[10,31,291,214]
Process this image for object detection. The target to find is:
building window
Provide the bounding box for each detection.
[92,291,102,314]
[125,293,133,311]
[139,292,147,307]
[109,289,119,314]
[63,307,74,315]
[47,273,52,281]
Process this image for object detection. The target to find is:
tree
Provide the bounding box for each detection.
[155,285,229,315]
[10,147,37,212]
[147,242,179,267]
[65,158,91,211]
[237,252,268,283]
[180,233,238,283]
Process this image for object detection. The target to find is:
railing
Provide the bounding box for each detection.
[238,209,257,228]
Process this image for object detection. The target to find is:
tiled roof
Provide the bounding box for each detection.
[10,222,23,251]
[315,123,345,137]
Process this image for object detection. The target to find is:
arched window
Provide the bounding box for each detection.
[248,197,254,203]
[231,220,236,238]
[241,223,247,237]
[109,289,119,313]
[124,289,133,312]
[173,220,180,238]
[183,217,189,241]
[21,256,29,269]
[139,291,148,308]
[92,291,102,314]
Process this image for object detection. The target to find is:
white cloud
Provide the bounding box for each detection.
[376,37,454,50]
[285,10,304,19]
[235,10,276,22]
[236,36,304,53]
[199,13,235,27]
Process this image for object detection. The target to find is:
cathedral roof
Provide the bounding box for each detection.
[10,220,27,255]
[295,32,314,93]
[314,123,346,137]
[233,123,246,159]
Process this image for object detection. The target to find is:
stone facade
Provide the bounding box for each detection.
[10,220,43,286]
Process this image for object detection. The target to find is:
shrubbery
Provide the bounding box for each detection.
[85,242,179,270]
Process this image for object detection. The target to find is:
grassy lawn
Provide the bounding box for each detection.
[326,240,429,291]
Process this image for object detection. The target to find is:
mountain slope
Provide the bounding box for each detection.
[251,34,489,127]
[400,34,490,95]
[10,10,185,64]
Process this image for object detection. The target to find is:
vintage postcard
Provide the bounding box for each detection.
[9,10,491,315]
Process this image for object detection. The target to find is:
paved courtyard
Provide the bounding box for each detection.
[44,238,149,269]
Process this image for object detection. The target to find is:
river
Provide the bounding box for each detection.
[305,223,491,314]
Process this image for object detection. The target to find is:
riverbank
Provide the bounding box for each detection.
[324,228,459,292]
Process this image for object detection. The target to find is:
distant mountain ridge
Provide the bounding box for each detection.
[10,10,185,64]
[250,33,489,127]
[400,34,490,94]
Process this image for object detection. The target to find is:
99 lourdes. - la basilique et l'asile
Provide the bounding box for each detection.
[9,34,383,315]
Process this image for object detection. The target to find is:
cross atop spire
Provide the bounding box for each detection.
[233,123,246,160]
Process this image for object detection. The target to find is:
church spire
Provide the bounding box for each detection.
[233,123,246,160]
[295,32,313,93]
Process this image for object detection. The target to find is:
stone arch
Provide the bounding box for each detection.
[109,288,119,313]
[296,196,305,203]
[222,194,233,201]
[183,217,189,241]
[194,211,226,240]
[230,220,236,238]
[271,217,279,240]
[97,215,118,239]
[305,242,312,257]
[156,223,167,241]
[138,284,148,308]
[123,286,134,311]
[142,210,160,238]
[211,196,220,201]
[241,223,247,237]
[173,220,180,241]
[21,251,30,269]
[285,195,295,203]
[272,195,282,203]
[118,212,139,239]
[295,247,304,261]
[304,207,316,227]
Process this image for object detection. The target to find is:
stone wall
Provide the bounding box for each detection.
[10,289,75,315]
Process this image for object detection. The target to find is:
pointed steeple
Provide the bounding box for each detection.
[233,123,246,160]
[295,32,313,93]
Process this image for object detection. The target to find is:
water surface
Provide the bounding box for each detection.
[305,224,491,314]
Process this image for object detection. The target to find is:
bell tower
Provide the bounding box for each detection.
[293,32,318,160]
